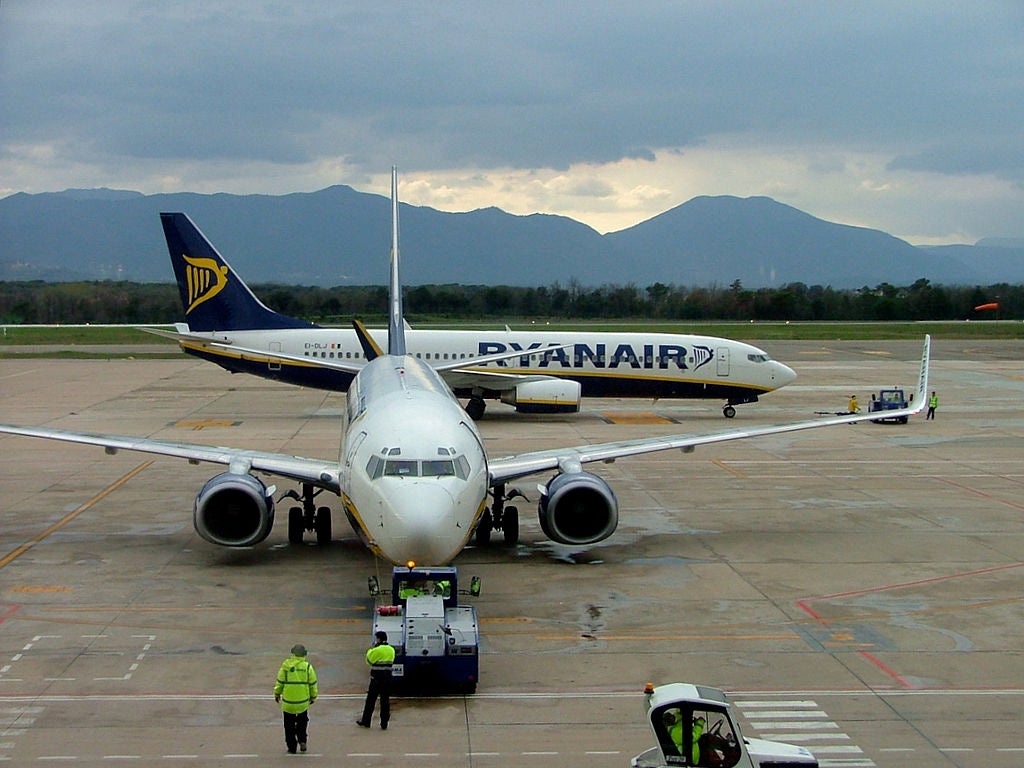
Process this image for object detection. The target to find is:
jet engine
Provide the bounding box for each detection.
[193,472,276,547]
[537,471,618,545]
[501,379,581,414]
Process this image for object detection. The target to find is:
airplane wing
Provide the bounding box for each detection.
[489,335,931,485]
[151,332,571,390]
[0,423,341,493]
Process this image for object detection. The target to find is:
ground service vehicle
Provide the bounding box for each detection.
[869,387,911,423]
[368,566,481,693]
[631,683,818,768]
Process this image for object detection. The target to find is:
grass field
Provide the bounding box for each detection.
[0,320,1020,357]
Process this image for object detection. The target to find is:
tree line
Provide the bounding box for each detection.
[0,278,1018,325]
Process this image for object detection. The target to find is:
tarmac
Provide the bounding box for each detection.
[1,338,1023,767]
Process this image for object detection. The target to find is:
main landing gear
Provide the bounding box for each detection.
[722,405,736,418]
[282,482,332,546]
[475,483,525,546]
[465,395,486,420]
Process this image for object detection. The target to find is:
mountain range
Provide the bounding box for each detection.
[1,186,1021,288]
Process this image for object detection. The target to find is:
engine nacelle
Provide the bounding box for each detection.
[193,472,276,547]
[501,378,581,414]
[537,471,618,545]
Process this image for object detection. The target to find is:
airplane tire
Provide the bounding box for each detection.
[466,398,486,421]
[502,506,519,545]
[723,406,736,418]
[475,510,492,546]
[315,506,332,546]
[288,506,304,544]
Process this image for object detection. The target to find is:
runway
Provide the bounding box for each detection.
[2,338,1023,766]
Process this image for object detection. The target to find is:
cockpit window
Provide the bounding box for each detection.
[384,459,418,477]
[366,448,469,480]
[746,353,772,363]
[421,460,456,477]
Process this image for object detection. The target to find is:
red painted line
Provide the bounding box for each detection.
[932,475,1024,511]
[802,561,1024,604]
[858,649,915,689]
[0,604,21,626]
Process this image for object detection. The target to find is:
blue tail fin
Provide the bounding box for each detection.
[160,212,316,332]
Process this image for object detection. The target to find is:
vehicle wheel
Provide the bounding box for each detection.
[288,506,304,544]
[723,405,736,418]
[315,506,332,545]
[465,398,486,420]
[475,509,492,545]
[502,506,519,545]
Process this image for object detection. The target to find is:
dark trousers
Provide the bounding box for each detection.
[282,710,309,751]
[360,671,391,726]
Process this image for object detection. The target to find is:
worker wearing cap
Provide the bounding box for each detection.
[274,643,318,754]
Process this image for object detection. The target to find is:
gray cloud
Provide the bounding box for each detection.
[2,1,1023,241]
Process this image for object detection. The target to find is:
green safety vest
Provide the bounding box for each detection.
[366,643,396,668]
[274,656,318,714]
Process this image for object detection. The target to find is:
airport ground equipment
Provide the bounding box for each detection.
[367,566,481,694]
[869,386,911,423]
[631,682,818,768]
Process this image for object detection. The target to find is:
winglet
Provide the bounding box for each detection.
[387,167,407,356]
[911,334,931,414]
[352,318,384,361]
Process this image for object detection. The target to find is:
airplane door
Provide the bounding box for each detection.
[269,342,282,371]
[716,347,730,376]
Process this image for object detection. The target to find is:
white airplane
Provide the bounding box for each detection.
[0,169,931,566]
[147,211,797,419]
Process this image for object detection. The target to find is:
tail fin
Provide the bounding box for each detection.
[159,212,316,332]
[387,167,407,356]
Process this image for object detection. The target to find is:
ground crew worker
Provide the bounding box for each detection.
[664,709,683,754]
[691,715,706,765]
[273,643,318,754]
[847,394,859,413]
[357,631,395,730]
[926,391,938,420]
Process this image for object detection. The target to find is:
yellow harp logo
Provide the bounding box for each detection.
[182,254,229,314]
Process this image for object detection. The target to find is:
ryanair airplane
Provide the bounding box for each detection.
[0,169,930,565]
[148,214,796,419]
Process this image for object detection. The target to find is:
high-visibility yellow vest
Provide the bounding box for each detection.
[274,656,318,714]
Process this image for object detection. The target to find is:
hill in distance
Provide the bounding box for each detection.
[1,186,1020,287]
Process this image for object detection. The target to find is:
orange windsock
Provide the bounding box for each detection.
[974,302,999,311]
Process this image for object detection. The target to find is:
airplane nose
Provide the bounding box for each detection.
[774,361,797,386]
[378,482,470,566]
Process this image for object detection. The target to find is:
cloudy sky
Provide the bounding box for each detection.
[2,2,1022,244]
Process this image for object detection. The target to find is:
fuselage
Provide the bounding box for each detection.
[179,327,796,402]
[338,353,489,565]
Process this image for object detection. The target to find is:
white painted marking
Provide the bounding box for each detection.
[761,733,850,742]
[812,745,864,754]
[745,710,827,718]
[749,720,839,730]
[735,700,819,708]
